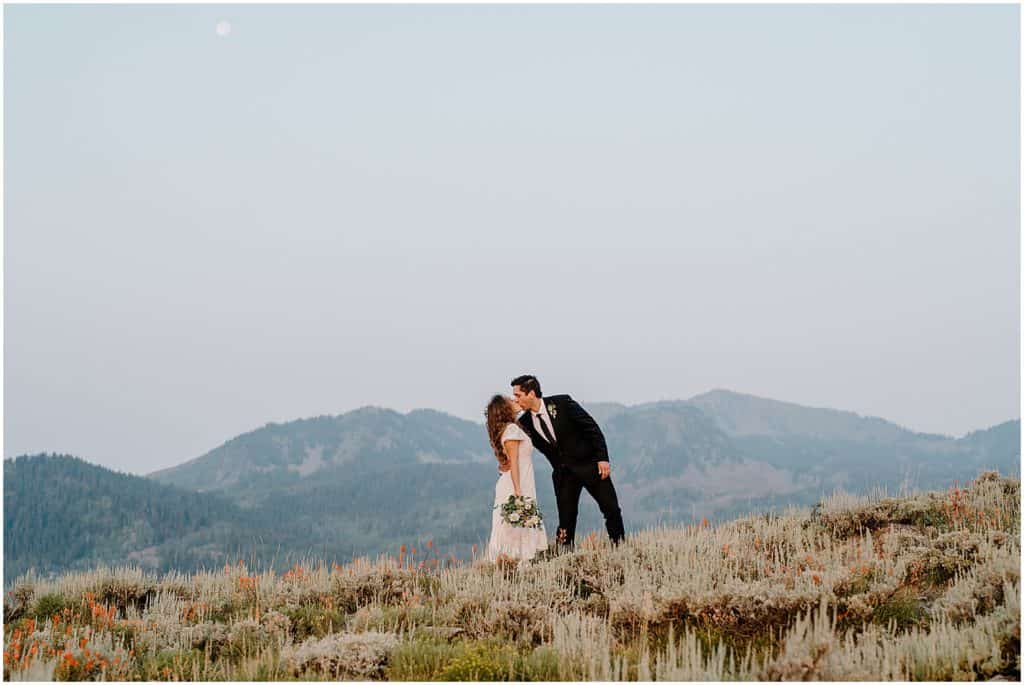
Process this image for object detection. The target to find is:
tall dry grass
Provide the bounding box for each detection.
[4,470,1019,680]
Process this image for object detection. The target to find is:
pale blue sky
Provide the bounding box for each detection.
[5,4,1020,474]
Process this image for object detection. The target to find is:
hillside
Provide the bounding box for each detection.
[147,391,1021,505]
[146,407,489,496]
[6,389,1019,584]
[3,471,1019,681]
[687,388,928,441]
[2,454,321,585]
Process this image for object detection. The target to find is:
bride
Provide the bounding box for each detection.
[484,394,549,564]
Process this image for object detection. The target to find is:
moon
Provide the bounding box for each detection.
[215,20,232,37]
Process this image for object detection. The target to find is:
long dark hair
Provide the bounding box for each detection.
[484,394,518,467]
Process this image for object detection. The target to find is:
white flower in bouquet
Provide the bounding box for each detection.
[496,493,544,528]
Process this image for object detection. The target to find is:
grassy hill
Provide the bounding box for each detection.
[6,391,1019,587]
[3,470,1019,681]
[2,454,323,584]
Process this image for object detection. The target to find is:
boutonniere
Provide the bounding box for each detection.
[547,403,557,419]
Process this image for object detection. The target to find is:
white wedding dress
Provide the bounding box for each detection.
[486,422,549,563]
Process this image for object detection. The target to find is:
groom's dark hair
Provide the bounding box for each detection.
[511,374,542,398]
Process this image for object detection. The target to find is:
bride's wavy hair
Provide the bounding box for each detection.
[484,394,518,467]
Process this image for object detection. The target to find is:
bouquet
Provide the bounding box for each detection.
[495,494,544,529]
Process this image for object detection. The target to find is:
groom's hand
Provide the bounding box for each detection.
[597,461,611,479]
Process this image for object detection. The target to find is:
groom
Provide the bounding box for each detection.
[510,374,625,549]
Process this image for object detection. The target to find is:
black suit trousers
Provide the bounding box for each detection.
[552,463,625,547]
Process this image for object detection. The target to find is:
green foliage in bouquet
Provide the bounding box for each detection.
[494,495,544,529]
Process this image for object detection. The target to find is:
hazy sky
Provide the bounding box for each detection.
[5,4,1019,475]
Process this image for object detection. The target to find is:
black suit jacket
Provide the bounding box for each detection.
[516,394,609,470]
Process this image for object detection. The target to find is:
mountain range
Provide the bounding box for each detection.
[5,389,1019,586]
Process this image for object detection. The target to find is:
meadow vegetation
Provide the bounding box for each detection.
[3,470,1019,680]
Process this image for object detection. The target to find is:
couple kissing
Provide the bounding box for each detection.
[483,374,626,565]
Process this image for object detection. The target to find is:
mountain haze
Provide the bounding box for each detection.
[6,389,1019,585]
[687,388,940,442]
[147,407,489,497]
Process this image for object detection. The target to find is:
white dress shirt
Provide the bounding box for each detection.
[531,398,557,443]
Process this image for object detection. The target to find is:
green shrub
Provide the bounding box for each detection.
[135,648,206,681]
[437,643,517,681]
[834,569,875,598]
[872,588,925,631]
[32,592,67,620]
[109,619,142,648]
[417,574,443,597]
[514,645,562,681]
[206,599,238,624]
[386,635,457,680]
[907,505,950,530]
[284,604,345,640]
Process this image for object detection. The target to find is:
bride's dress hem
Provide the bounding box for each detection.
[485,523,549,564]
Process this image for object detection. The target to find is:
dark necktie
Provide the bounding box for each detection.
[536,412,557,446]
